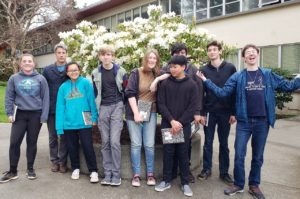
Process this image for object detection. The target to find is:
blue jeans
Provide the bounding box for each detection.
[127,113,157,175]
[202,112,231,174]
[234,117,269,188]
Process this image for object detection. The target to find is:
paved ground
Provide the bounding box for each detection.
[0,117,299,199]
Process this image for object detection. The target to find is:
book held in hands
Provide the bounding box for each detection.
[137,100,152,122]
[190,121,200,138]
[161,128,184,144]
[82,111,92,125]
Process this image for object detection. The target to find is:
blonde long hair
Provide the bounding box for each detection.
[141,48,160,77]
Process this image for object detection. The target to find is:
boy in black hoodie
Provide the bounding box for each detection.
[155,56,199,197]
[197,40,236,184]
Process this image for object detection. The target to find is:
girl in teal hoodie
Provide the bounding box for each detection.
[56,62,99,183]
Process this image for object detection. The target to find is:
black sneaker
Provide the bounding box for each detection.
[220,173,233,185]
[248,185,265,199]
[188,171,195,183]
[197,169,211,180]
[224,185,244,196]
[26,169,37,180]
[0,171,18,183]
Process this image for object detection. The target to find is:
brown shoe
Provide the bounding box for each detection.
[51,163,59,172]
[248,185,265,199]
[59,164,67,173]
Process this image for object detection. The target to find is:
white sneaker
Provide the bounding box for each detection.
[90,172,99,183]
[71,169,80,180]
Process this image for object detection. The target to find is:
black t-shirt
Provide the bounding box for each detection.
[101,67,122,105]
[246,70,266,117]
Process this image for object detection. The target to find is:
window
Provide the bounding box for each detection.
[182,0,194,22]
[118,12,125,24]
[225,0,240,14]
[261,46,278,68]
[282,44,300,73]
[209,0,223,18]
[104,17,111,31]
[261,0,280,6]
[226,50,239,69]
[125,10,132,21]
[111,15,117,32]
[196,0,208,20]
[133,7,140,19]
[141,5,149,18]
[160,0,169,13]
[243,0,259,11]
[171,0,181,15]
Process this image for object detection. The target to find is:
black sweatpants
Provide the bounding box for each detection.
[162,124,191,185]
[64,128,98,172]
[9,110,42,172]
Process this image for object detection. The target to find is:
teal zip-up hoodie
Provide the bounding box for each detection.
[55,76,98,134]
[204,67,300,128]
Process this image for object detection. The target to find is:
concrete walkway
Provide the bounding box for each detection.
[0,117,299,199]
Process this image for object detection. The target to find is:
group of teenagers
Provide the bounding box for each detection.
[2,40,300,199]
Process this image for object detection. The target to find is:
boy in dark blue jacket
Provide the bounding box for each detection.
[155,56,199,197]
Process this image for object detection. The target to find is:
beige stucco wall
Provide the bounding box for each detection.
[197,3,300,48]
[85,0,156,22]
[35,53,56,68]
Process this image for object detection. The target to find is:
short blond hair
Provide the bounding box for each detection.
[98,45,115,56]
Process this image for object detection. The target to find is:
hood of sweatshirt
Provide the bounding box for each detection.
[19,70,40,77]
[169,75,189,83]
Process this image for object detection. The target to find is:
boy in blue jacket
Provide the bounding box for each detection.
[198,44,300,199]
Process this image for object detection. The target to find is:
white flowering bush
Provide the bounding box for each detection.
[59,5,234,74]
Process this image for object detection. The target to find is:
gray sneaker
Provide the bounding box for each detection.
[100,175,111,185]
[181,184,193,197]
[155,181,171,192]
[111,177,121,186]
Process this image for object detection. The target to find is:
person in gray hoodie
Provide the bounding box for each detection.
[0,54,49,183]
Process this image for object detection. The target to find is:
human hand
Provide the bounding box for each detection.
[134,112,143,123]
[8,116,14,123]
[170,120,182,135]
[149,80,158,92]
[229,116,236,124]
[194,115,201,125]
[196,71,207,81]
[199,116,206,126]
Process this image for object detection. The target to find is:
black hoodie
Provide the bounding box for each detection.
[200,61,236,115]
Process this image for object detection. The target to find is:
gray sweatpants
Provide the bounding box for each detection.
[98,101,123,179]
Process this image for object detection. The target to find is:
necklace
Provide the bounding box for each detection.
[247,70,259,84]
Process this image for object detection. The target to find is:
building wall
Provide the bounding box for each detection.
[197,3,300,48]
[84,0,156,22]
[35,54,56,68]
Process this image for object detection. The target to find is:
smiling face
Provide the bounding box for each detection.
[243,47,259,67]
[207,45,222,61]
[146,52,158,69]
[55,47,67,65]
[20,55,35,74]
[66,64,80,81]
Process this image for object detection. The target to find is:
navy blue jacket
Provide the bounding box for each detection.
[42,63,66,114]
[204,67,300,127]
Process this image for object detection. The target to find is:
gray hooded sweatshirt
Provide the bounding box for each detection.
[5,70,50,122]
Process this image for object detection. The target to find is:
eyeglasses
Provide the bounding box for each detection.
[67,70,79,73]
[244,50,257,56]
